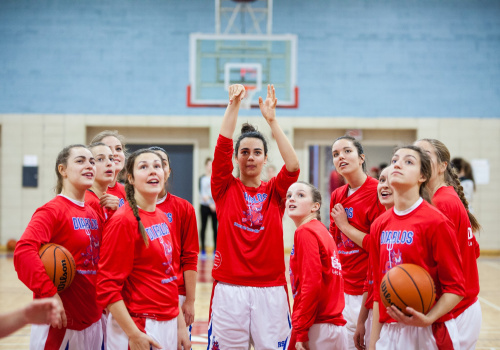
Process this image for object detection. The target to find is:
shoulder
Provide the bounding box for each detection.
[107,204,134,225]
[371,209,393,227]
[331,184,348,200]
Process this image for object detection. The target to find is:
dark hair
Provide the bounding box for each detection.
[332,135,367,172]
[394,145,433,204]
[55,144,89,194]
[234,123,268,157]
[205,157,212,166]
[124,149,163,247]
[419,139,480,232]
[295,181,322,221]
[451,157,476,190]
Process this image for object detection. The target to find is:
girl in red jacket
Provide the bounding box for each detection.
[369,145,465,350]
[287,181,347,350]
[415,138,481,349]
[207,84,300,349]
[96,149,190,350]
[90,130,127,208]
[14,144,103,349]
[150,146,199,341]
[329,136,386,349]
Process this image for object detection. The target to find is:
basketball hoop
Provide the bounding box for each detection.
[241,85,258,109]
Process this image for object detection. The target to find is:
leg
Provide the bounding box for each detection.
[210,209,218,252]
[145,318,177,350]
[342,293,363,350]
[200,205,210,255]
[455,300,482,350]
[179,295,192,349]
[308,323,348,350]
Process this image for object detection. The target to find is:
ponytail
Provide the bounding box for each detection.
[125,181,149,247]
[448,163,481,232]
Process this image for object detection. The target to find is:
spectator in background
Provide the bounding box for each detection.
[451,157,476,210]
[199,157,217,260]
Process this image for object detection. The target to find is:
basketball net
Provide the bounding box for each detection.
[241,85,258,109]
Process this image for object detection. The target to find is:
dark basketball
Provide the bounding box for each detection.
[380,263,436,315]
[39,243,76,292]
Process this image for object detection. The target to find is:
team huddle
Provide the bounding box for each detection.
[13,84,480,350]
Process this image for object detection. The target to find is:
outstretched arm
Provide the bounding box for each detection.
[220,84,246,139]
[259,84,299,173]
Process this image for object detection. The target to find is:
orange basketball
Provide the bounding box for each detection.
[6,239,17,251]
[380,263,436,315]
[39,244,76,292]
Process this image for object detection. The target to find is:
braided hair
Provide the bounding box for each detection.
[419,139,481,232]
[124,148,163,247]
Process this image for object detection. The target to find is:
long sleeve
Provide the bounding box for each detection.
[180,202,199,272]
[211,134,235,202]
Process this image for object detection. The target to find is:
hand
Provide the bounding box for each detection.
[296,341,309,350]
[181,299,195,327]
[354,322,366,350]
[23,298,63,327]
[228,84,245,105]
[129,330,162,350]
[208,203,216,213]
[100,193,120,211]
[51,294,67,329]
[258,84,277,123]
[177,326,191,350]
[386,305,432,327]
[331,203,349,231]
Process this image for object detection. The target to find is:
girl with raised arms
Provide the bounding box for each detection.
[207,84,300,349]
[14,144,103,349]
[286,181,347,350]
[415,138,481,349]
[96,149,190,350]
[369,146,465,350]
[90,130,127,208]
[329,136,386,350]
[150,146,199,342]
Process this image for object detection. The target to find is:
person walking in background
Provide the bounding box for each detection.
[199,157,217,260]
[451,157,476,211]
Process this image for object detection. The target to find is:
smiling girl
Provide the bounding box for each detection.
[14,144,103,349]
[97,149,190,350]
[286,181,347,350]
[207,84,300,349]
[369,146,465,350]
[329,136,386,349]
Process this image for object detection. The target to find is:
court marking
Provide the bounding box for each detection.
[478,296,500,312]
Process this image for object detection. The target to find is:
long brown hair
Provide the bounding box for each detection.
[419,139,481,232]
[332,135,367,173]
[124,149,163,247]
[54,144,89,194]
[394,145,433,204]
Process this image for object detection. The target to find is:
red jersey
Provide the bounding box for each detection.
[329,176,386,294]
[370,199,465,324]
[85,190,113,222]
[433,186,480,317]
[289,220,346,344]
[106,182,126,208]
[14,195,103,331]
[211,134,300,287]
[156,192,199,296]
[97,203,179,320]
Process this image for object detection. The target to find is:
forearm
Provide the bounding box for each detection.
[108,300,142,339]
[220,102,241,138]
[267,119,299,172]
[183,270,197,303]
[356,292,369,326]
[0,308,29,338]
[338,222,367,248]
[368,302,382,350]
[426,293,463,324]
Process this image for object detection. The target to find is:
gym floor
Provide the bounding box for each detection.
[0,253,498,349]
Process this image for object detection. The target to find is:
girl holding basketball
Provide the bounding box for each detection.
[14,144,104,349]
[90,130,127,208]
[353,167,394,350]
[415,138,481,349]
[368,145,465,350]
[207,84,300,349]
[85,142,116,222]
[96,149,190,350]
[150,146,199,341]
[286,181,347,350]
[329,136,386,350]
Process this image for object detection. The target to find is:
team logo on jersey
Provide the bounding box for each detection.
[331,250,342,276]
[344,207,354,218]
[80,228,100,272]
[118,198,125,208]
[241,192,267,227]
[384,248,403,274]
[335,231,355,252]
[164,212,173,223]
[145,223,170,241]
[213,251,222,270]
[159,235,176,284]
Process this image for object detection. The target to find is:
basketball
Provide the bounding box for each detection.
[6,239,17,251]
[39,243,76,292]
[380,263,436,316]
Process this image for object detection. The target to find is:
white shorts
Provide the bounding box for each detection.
[207,282,291,350]
[30,319,102,350]
[307,323,348,350]
[342,293,363,350]
[364,308,373,347]
[106,313,177,350]
[455,299,482,350]
[375,319,460,350]
[179,294,192,349]
[101,312,108,350]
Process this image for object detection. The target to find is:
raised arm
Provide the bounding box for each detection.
[259,84,299,172]
[220,84,246,139]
